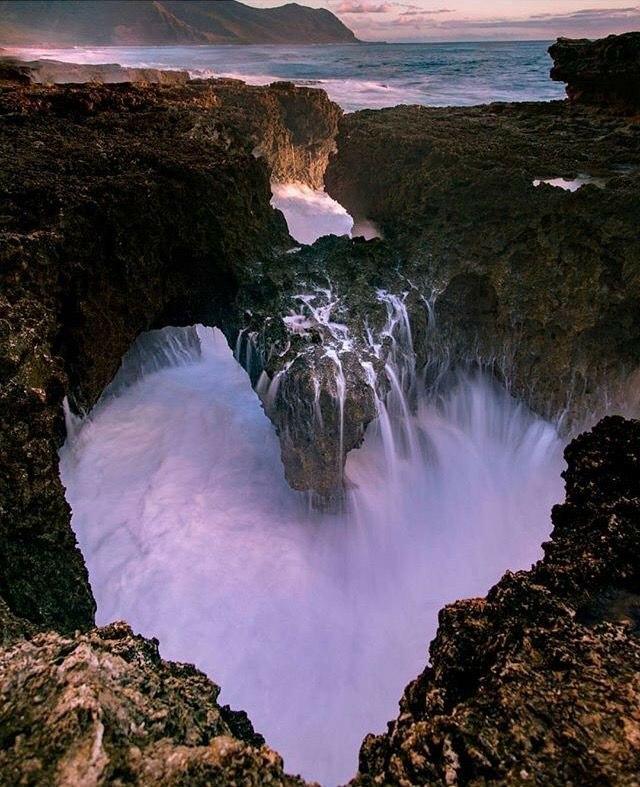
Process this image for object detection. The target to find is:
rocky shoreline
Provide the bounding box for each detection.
[1,34,639,785]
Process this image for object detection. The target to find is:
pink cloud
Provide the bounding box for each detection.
[400,8,452,15]
[335,1,394,13]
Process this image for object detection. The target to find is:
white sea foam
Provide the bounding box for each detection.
[533,174,607,192]
[60,324,564,786]
[271,183,353,244]
[271,183,381,245]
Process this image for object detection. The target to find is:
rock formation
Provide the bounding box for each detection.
[351,416,640,786]
[0,55,190,86]
[2,416,639,785]
[550,32,640,112]
[1,34,640,787]
[0,621,308,786]
[325,100,640,430]
[0,77,339,631]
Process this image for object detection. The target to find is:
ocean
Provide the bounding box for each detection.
[12,40,565,111]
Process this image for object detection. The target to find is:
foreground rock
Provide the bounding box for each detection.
[0,77,339,630]
[0,55,190,86]
[352,415,640,786]
[550,32,640,112]
[325,98,640,429]
[0,621,308,786]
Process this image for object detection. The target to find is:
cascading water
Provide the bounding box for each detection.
[60,315,565,785]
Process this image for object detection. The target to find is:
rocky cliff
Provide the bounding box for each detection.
[351,416,640,786]
[0,54,190,85]
[2,417,639,786]
[0,77,340,631]
[0,621,308,786]
[325,100,640,431]
[2,35,640,787]
[550,32,640,112]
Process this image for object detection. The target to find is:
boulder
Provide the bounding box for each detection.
[550,33,640,112]
[0,621,308,786]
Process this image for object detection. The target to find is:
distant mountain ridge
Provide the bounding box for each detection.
[0,0,359,46]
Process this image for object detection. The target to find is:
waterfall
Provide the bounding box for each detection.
[59,320,564,786]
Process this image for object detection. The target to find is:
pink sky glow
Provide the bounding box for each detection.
[243,0,640,41]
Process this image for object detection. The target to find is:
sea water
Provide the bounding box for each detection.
[11,41,565,111]
[60,322,564,785]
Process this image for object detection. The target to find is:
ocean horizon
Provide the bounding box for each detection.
[8,40,566,110]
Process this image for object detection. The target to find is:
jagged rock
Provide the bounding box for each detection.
[0,55,190,86]
[351,416,640,786]
[325,96,640,428]
[550,33,640,112]
[0,78,339,630]
[0,621,309,786]
[231,235,429,500]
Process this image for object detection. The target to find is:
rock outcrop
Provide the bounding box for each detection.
[0,77,339,631]
[352,415,640,786]
[232,236,403,501]
[550,32,640,113]
[0,621,308,786]
[325,99,640,429]
[0,55,190,86]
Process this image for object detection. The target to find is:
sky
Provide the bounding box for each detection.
[243,0,640,41]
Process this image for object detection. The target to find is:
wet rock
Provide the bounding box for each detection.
[0,78,338,630]
[231,236,427,500]
[550,33,640,113]
[325,98,640,428]
[0,621,308,786]
[351,416,640,786]
[0,55,190,86]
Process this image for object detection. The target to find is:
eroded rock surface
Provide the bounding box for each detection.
[351,415,640,786]
[325,99,640,428]
[0,621,308,786]
[0,77,339,630]
[0,55,190,86]
[550,32,640,112]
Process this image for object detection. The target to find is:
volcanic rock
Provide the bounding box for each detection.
[0,55,190,86]
[0,77,339,630]
[351,415,640,786]
[325,97,640,429]
[550,32,640,113]
[0,621,308,786]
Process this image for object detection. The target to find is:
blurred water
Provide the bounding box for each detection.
[12,41,565,110]
[60,325,564,785]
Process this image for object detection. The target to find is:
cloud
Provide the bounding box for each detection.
[334,1,394,13]
[330,0,640,41]
[442,5,640,31]
[400,8,452,16]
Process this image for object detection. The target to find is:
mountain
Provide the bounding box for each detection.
[0,0,359,46]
